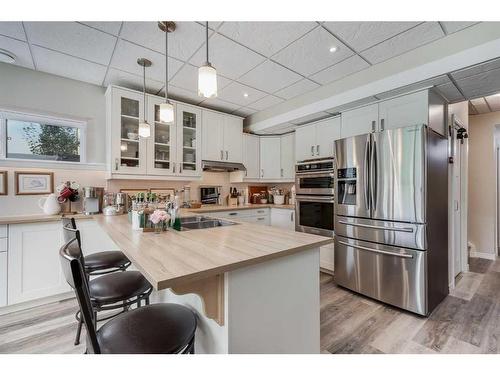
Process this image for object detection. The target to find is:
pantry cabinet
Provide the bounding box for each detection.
[260,137,281,180]
[202,109,243,163]
[295,116,340,162]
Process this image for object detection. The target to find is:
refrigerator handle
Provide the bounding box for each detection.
[338,241,413,259]
[364,137,370,211]
[370,137,378,213]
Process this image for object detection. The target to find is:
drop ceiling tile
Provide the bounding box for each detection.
[274,78,319,100]
[310,55,370,85]
[451,57,500,80]
[435,82,464,102]
[0,22,26,41]
[360,22,445,65]
[454,67,500,98]
[24,22,116,65]
[0,35,34,69]
[247,95,284,111]
[470,97,490,114]
[485,94,500,112]
[232,107,257,117]
[468,101,478,115]
[440,22,477,35]
[104,68,164,93]
[166,85,204,106]
[32,45,107,85]
[120,22,207,62]
[272,26,354,76]
[217,81,267,107]
[238,60,302,94]
[218,22,316,57]
[189,33,265,80]
[376,75,450,100]
[79,22,122,36]
[200,97,241,113]
[110,39,183,83]
[170,63,231,93]
[322,21,419,52]
[290,111,331,125]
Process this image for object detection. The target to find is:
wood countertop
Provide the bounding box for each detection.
[186,204,294,213]
[0,213,94,225]
[94,214,332,291]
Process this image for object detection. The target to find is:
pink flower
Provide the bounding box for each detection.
[149,210,171,225]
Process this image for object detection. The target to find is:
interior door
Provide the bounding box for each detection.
[334,133,371,219]
[372,124,426,223]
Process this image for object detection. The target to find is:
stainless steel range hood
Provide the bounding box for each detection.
[202,160,247,172]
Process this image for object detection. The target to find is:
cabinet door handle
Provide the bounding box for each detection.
[316,145,320,155]
[173,162,176,173]
[280,168,283,177]
[115,158,119,171]
[371,120,376,133]
[257,217,265,221]
[180,164,183,173]
[257,210,265,213]
[380,118,385,131]
[261,169,264,178]
[226,150,228,160]
[311,146,315,156]
[229,212,238,216]
[291,211,294,221]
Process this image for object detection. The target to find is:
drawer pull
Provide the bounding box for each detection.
[338,240,413,259]
[228,212,238,216]
[338,220,414,233]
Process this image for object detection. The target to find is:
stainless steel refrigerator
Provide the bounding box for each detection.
[334,124,448,316]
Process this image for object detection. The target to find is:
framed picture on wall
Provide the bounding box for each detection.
[15,171,54,195]
[0,171,7,195]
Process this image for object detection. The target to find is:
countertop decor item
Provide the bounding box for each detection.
[0,171,7,195]
[148,209,171,233]
[158,21,176,124]
[15,171,54,195]
[38,193,61,215]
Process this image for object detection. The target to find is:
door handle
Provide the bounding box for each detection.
[338,220,414,233]
[311,146,314,156]
[371,120,376,133]
[226,150,228,160]
[338,240,413,259]
[316,145,320,155]
[380,118,385,131]
[220,150,223,160]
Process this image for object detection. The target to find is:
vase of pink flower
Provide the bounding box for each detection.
[149,209,171,234]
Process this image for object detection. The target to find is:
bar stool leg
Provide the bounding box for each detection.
[145,296,150,305]
[74,310,83,346]
[137,299,141,308]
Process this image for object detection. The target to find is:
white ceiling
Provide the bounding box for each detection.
[0,21,484,126]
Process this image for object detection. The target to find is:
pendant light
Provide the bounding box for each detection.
[158,21,176,124]
[198,22,217,98]
[137,58,152,138]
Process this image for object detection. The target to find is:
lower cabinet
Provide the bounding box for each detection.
[270,208,295,230]
[320,243,335,273]
[6,219,119,306]
[0,252,7,307]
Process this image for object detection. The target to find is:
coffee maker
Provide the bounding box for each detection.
[82,187,104,215]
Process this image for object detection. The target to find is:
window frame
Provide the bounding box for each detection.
[0,109,87,165]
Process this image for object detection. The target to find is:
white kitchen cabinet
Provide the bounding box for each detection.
[109,87,148,175]
[0,251,6,307]
[176,104,202,176]
[243,134,260,179]
[260,137,281,180]
[295,117,340,161]
[243,215,270,226]
[340,103,379,139]
[378,90,428,131]
[202,110,243,163]
[320,243,334,273]
[270,208,295,231]
[280,133,295,180]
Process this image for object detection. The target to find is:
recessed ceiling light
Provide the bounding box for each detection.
[329,46,338,53]
[243,93,249,98]
[0,49,16,64]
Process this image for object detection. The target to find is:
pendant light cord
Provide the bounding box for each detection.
[165,24,169,101]
[205,21,209,63]
[143,63,147,122]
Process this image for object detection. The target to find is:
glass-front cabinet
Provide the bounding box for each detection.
[176,104,202,177]
[110,88,147,175]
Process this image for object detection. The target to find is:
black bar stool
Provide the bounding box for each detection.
[60,238,197,354]
[62,218,131,275]
[62,224,153,346]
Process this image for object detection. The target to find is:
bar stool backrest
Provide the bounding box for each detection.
[59,238,101,354]
[61,223,87,270]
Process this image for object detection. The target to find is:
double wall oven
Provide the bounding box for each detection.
[295,159,335,237]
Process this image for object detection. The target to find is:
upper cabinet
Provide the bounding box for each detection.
[295,117,341,162]
[176,104,202,176]
[260,137,282,180]
[243,134,260,179]
[280,133,295,180]
[341,89,447,139]
[202,110,243,163]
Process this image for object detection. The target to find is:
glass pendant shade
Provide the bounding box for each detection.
[138,121,151,138]
[198,63,218,98]
[159,101,175,123]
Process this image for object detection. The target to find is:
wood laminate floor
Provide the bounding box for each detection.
[1,257,499,354]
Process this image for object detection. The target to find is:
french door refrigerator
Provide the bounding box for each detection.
[334,124,448,316]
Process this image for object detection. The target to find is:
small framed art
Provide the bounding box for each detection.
[15,171,54,195]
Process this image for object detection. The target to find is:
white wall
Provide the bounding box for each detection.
[468,111,500,258]
[0,62,106,164]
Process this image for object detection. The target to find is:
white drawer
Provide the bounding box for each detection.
[0,225,7,238]
[208,208,269,219]
[241,215,270,226]
[0,238,6,253]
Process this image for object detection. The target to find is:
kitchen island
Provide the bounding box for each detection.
[94,213,332,354]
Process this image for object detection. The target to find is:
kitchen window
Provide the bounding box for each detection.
[0,110,87,164]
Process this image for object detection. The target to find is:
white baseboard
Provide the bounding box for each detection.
[469,251,497,260]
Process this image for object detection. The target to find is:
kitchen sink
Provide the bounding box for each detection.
[179,216,238,231]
